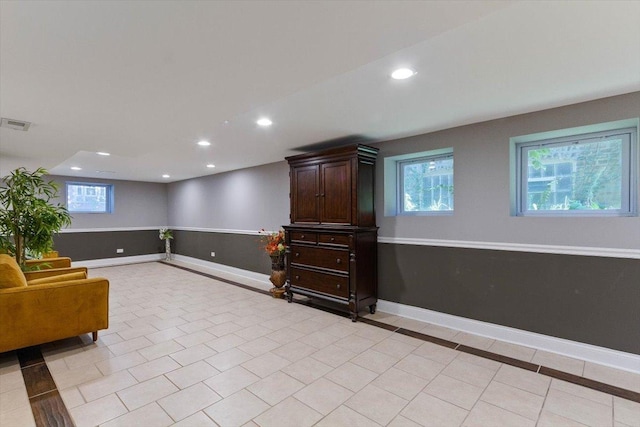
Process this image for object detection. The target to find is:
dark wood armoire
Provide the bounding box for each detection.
[283,144,378,321]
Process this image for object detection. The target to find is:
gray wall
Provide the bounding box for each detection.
[53,230,163,261]
[378,244,640,354]
[47,175,168,259]
[167,161,289,231]
[172,230,272,275]
[371,92,640,354]
[50,175,168,229]
[376,92,640,249]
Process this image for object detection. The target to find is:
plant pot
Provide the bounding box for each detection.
[269,269,286,288]
[269,253,286,298]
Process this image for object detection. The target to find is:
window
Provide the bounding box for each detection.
[397,151,454,214]
[66,182,113,213]
[515,126,636,216]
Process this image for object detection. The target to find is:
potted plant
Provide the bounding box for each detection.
[0,167,72,267]
[259,228,287,297]
[159,228,173,260]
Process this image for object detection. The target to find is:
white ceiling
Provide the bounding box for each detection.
[1,1,639,183]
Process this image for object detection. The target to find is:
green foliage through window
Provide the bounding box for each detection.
[399,154,453,213]
[517,127,635,216]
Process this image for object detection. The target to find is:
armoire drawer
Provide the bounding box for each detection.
[290,245,349,272]
[318,233,350,247]
[290,267,349,299]
[290,231,317,244]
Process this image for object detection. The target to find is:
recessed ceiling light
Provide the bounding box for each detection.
[223,120,230,125]
[206,164,215,168]
[197,140,211,146]
[70,166,82,171]
[391,68,416,80]
[257,118,273,127]
[162,174,170,178]
[96,152,110,156]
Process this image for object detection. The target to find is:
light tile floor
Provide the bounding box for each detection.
[0,262,639,427]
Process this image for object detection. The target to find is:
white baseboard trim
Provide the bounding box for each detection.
[73,253,164,268]
[377,299,640,374]
[170,255,272,292]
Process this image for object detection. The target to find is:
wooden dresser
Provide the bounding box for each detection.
[283,144,378,321]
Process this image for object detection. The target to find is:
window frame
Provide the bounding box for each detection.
[515,127,637,217]
[396,151,454,216]
[65,182,114,214]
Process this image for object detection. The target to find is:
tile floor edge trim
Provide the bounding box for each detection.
[376,299,640,374]
[163,261,640,404]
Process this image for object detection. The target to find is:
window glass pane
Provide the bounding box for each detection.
[66,183,112,213]
[401,156,453,212]
[524,137,623,211]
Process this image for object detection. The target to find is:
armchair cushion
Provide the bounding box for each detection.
[0,254,27,288]
[27,271,87,286]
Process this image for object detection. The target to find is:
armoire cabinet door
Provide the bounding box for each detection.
[291,165,320,223]
[320,160,351,224]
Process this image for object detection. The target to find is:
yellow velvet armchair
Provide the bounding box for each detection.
[0,254,109,353]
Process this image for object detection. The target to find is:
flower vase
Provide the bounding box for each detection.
[165,239,171,261]
[269,253,286,298]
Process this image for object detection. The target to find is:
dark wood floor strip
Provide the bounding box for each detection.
[397,328,459,349]
[358,317,400,331]
[17,346,75,427]
[539,366,640,403]
[30,390,75,427]
[457,344,539,372]
[21,363,57,397]
[162,261,640,403]
[16,346,45,368]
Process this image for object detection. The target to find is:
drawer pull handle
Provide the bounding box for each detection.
[336,284,341,289]
[295,275,300,280]
[295,252,300,257]
[336,258,341,264]
[301,235,305,239]
[330,237,335,242]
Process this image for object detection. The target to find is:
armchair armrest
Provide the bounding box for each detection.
[24,267,88,281]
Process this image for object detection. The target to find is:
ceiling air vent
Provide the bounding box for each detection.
[1,118,31,131]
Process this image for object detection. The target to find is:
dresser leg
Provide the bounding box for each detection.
[369,304,376,314]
